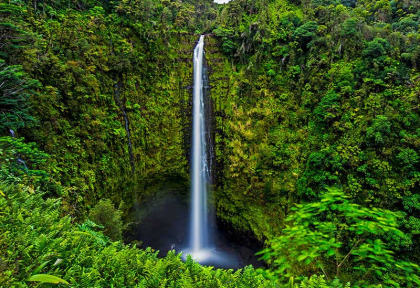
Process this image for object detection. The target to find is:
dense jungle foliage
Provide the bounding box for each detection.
[0,0,419,285]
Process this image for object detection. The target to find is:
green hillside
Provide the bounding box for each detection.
[0,0,419,286]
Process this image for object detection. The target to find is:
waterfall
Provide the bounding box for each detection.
[184,35,237,267]
[190,35,211,254]
[183,36,238,267]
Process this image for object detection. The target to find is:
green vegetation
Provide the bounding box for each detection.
[0,0,419,285]
[0,60,39,131]
[259,189,420,286]
[1,180,355,287]
[89,199,124,241]
[0,183,276,287]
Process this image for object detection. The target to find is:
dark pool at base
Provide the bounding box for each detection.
[126,192,265,269]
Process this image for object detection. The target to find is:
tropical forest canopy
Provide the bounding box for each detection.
[0,0,419,286]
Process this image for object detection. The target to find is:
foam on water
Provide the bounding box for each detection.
[182,248,239,268]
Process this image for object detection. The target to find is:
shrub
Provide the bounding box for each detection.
[258,188,420,286]
[89,199,123,241]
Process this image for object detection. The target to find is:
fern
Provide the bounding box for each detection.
[0,182,352,287]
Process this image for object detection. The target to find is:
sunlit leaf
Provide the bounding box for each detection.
[27,274,69,284]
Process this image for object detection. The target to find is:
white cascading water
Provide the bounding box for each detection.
[190,35,210,256]
[185,36,234,266]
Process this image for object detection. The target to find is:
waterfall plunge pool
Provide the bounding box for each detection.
[126,185,265,269]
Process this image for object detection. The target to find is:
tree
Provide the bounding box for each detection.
[293,21,319,46]
[213,26,238,56]
[396,148,419,172]
[366,115,391,147]
[362,38,390,59]
[314,91,342,125]
[297,148,343,200]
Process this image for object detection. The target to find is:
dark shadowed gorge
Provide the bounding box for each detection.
[0,0,419,286]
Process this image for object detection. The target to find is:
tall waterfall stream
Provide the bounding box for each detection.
[128,36,263,269]
[189,34,211,256]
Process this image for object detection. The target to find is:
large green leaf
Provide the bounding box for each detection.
[27,274,69,284]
